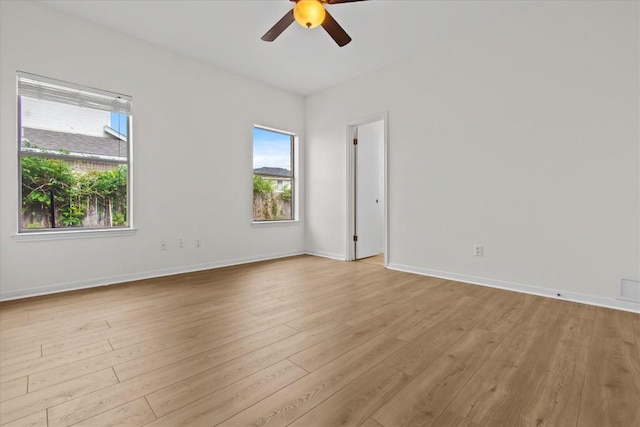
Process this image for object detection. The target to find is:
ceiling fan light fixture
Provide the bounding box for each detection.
[294,0,326,29]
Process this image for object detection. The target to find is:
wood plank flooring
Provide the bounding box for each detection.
[0,255,638,427]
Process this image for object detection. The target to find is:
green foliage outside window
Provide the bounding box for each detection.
[252,175,292,221]
[253,175,275,194]
[280,185,292,202]
[21,153,127,229]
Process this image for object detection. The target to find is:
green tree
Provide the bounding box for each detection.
[253,175,275,194]
[21,155,75,228]
[280,185,292,202]
[75,166,128,226]
[253,175,276,220]
[21,147,128,229]
[95,166,128,226]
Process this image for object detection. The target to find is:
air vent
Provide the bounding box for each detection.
[617,279,640,303]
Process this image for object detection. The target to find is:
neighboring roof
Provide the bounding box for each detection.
[254,167,291,178]
[22,127,127,158]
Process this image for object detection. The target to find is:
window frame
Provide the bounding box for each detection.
[15,71,134,237]
[252,125,297,224]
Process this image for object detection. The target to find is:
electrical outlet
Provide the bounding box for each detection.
[160,241,168,251]
[474,244,483,257]
[194,239,201,248]
[178,238,184,249]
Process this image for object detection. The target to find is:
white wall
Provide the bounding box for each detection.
[0,1,305,299]
[305,1,639,309]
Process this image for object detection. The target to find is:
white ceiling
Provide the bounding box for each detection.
[42,0,529,96]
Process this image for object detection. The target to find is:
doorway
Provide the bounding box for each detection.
[347,114,387,265]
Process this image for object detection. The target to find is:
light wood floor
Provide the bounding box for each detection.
[0,255,638,427]
[357,254,384,266]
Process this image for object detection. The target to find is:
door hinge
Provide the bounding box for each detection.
[353,138,358,145]
[353,235,358,242]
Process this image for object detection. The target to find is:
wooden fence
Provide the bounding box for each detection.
[253,193,292,221]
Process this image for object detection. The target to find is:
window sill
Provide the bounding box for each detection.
[13,228,137,242]
[252,220,299,228]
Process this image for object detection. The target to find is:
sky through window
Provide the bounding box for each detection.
[253,127,291,170]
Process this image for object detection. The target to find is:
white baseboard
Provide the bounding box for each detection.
[387,263,640,314]
[6,254,636,315]
[0,250,304,302]
[303,249,346,261]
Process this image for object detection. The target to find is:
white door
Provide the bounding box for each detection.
[355,120,384,259]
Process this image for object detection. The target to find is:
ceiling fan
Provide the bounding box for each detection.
[262,0,368,47]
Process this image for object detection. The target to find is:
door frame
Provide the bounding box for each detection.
[346,113,388,266]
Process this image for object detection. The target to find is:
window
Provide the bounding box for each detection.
[17,72,132,232]
[253,126,295,221]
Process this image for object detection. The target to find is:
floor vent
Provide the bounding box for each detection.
[617,278,640,303]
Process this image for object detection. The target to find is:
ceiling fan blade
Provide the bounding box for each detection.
[321,9,352,47]
[261,9,295,42]
[325,0,368,3]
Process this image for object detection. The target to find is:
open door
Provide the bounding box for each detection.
[348,116,386,262]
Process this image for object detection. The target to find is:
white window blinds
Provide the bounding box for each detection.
[17,72,132,115]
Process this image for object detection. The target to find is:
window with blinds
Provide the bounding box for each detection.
[17,72,132,232]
